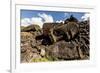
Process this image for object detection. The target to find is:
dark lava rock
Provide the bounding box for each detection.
[20,16,90,62]
[46,41,81,60]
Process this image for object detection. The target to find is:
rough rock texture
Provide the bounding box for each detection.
[46,41,80,60]
[79,20,90,58]
[21,16,90,63]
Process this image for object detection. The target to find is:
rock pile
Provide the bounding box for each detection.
[21,15,90,63]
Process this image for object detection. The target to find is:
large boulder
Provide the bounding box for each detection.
[21,24,41,32]
[40,22,79,45]
[53,22,79,41]
[46,41,81,60]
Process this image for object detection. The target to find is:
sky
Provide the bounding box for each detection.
[21,9,90,28]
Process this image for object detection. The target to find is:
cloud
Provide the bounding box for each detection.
[21,18,31,26]
[81,13,90,21]
[38,13,54,23]
[56,20,64,23]
[21,13,54,28]
[30,17,43,28]
[21,17,43,28]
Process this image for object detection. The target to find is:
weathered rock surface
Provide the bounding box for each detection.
[21,24,41,32]
[46,41,80,60]
[21,15,90,63]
